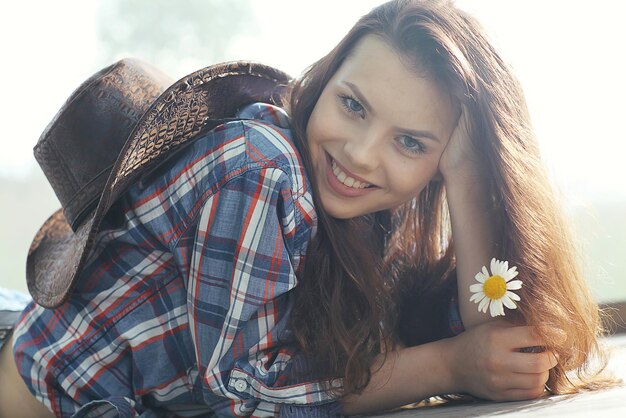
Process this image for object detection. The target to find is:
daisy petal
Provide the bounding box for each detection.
[498,299,507,316]
[495,260,506,276]
[507,280,523,290]
[475,272,487,283]
[490,299,503,317]
[502,295,517,310]
[470,292,484,303]
[478,297,490,313]
[506,291,521,301]
[505,269,519,281]
[470,283,484,293]
[482,266,490,277]
[490,258,497,275]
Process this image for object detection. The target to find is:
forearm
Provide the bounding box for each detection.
[340,339,454,416]
[445,167,496,329]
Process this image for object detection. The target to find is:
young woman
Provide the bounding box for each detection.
[0,0,613,416]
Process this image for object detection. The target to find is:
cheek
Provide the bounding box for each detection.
[306,101,327,146]
[306,91,346,144]
[390,163,439,195]
[308,118,338,152]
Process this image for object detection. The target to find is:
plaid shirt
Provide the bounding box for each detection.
[13,103,341,417]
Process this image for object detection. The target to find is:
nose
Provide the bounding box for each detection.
[343,126,383,171]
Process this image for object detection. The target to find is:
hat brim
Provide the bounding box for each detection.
[27,209,95,307]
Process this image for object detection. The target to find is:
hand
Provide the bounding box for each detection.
[444,321,558,401]
[438,106,481,181]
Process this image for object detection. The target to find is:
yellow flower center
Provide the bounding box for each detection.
[483,275,507,300]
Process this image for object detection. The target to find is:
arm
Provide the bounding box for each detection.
[347,112,556,417]
[341,338,453,415]
[342,322,558,416]
[439,109,496,329]
[184,167,328,407]
[445,167,496,329]
[179,120,336,414]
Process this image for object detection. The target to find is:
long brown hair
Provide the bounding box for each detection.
[287,0,613,397]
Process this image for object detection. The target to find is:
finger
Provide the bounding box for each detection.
[489,371,550,394]
[486,371,549,401]
[508,351,558,374]
[450,104,470,136]
[499,385,548,401]
[500,326,545,349]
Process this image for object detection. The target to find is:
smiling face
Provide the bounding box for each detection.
[306,35,458,219]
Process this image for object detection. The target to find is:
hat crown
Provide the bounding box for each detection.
[34,59,172,230]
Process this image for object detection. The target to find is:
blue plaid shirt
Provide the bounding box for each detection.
[13,103,341,417]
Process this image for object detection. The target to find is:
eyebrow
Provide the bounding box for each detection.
[343,81,441,143]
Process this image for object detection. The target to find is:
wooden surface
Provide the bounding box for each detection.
[367,334,626,417]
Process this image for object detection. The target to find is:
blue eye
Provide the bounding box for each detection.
[339,95,365,118]
[397,135,426,155]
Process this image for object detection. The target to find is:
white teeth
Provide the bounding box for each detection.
[331,159,371,189]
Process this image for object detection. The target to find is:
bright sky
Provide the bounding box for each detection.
[1,0,625,203]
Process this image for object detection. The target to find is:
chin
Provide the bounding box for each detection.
[320,198,373,220]
[324,206,358,220]
[318,197,358,219]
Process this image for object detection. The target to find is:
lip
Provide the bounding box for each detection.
[324,151,379,198]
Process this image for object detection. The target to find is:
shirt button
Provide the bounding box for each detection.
[234,379,248,392]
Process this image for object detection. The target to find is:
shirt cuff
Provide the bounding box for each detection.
[280,401,343,418]
[448,296,465,335]
[71,396,136,418]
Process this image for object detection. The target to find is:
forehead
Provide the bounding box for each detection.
[330,35,456,138]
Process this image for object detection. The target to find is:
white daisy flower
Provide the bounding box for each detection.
[469,258,523,317]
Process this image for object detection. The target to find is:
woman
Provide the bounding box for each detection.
[0,0,613,416]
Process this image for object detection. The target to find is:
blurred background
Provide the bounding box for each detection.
[1,0,625,303]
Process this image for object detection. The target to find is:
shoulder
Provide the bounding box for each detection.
[136,102,306,195]
[237,103,298,170]
[174,102,309,198]
[237,102,291,129]
[236,103,308,196]
[123,102,315,241]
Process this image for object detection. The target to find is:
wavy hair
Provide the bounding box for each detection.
[286,0,613,397]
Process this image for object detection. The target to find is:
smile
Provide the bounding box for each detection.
[331,159,372,189]
[324,152,378,198]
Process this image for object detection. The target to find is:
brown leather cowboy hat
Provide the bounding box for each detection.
[27,59,290,308]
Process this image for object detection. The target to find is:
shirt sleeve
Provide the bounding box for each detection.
[280,402,343,417]
[178,160,335,414]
